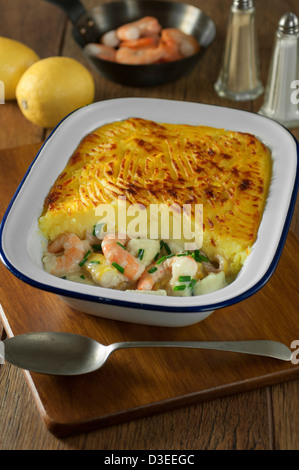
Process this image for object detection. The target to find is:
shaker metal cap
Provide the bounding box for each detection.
[278,12,299,35]
[233,0,254,10]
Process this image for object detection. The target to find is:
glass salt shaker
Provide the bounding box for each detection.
[214,0,264,101]
[258,12,299,128]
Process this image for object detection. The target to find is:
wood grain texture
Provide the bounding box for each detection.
[0,363,272,450]
[0,0,298,450]
[271,381,299,450]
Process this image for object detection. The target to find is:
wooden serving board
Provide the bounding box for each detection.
[0,143,299,438]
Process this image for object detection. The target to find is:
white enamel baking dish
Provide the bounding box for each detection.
[0,98,298,327]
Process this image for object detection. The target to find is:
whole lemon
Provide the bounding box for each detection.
[0,37,39,100]
[16,57,95,128]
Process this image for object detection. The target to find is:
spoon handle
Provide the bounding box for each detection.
[111,340,292,361]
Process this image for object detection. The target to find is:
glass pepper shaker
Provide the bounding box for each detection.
[214,0,264,101]
[258,12,299,128]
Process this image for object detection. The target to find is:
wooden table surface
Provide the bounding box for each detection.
[0,0,298,450]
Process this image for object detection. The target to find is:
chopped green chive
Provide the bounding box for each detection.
[197,255,209,262]
[158,240,171,255]
[79,250,91,266]
[117,241,126,250]
[137,248,144,260]
[80,274,85,279]
[163,242,171,255]
[156,255,166,265]
[112,262,124,274]
[189,279,197,291]
[148,266,158,274]
[92,244,102,252]
[192,249,209,262]
[89,260,100,264]
[173,284,186,291]
[178,275,191,282]
[177,253,188,257]
[154,252,160,261]
[166,253,175,259]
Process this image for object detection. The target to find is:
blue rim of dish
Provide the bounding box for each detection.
[0,104,298,314]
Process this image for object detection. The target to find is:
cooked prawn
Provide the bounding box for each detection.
[158,29,183,62]
[43,233,90,277]
[137,262,167,291]
[137,255,198,291]
[84,43,116,62]
[101,29,120,48]
[116,16,162,41]
[115,45,165,64]
[101,233,145,280]
[159,28,200,62]
[119,36,159,49]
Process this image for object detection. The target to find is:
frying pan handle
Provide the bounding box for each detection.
[44,0,86,23]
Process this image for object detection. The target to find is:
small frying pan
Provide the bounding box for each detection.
[44,0,216,86]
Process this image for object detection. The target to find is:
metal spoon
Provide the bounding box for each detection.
[2,332,292,376]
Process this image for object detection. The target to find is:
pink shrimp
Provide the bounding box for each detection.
[44,233,90,277]
[101,233,145,281]
[115,45,165,64]
[159,28,200,62]
[84,43,116,62]
[158,29,183,62]
[137,255,198,291]
[101,30,120,48]
[137,262,168,291]
[116,16,162,41]
[119,36,159,49]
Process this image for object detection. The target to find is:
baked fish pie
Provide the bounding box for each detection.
[39,118,272,296]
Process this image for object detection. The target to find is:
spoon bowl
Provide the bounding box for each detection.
[2,332,292,376]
